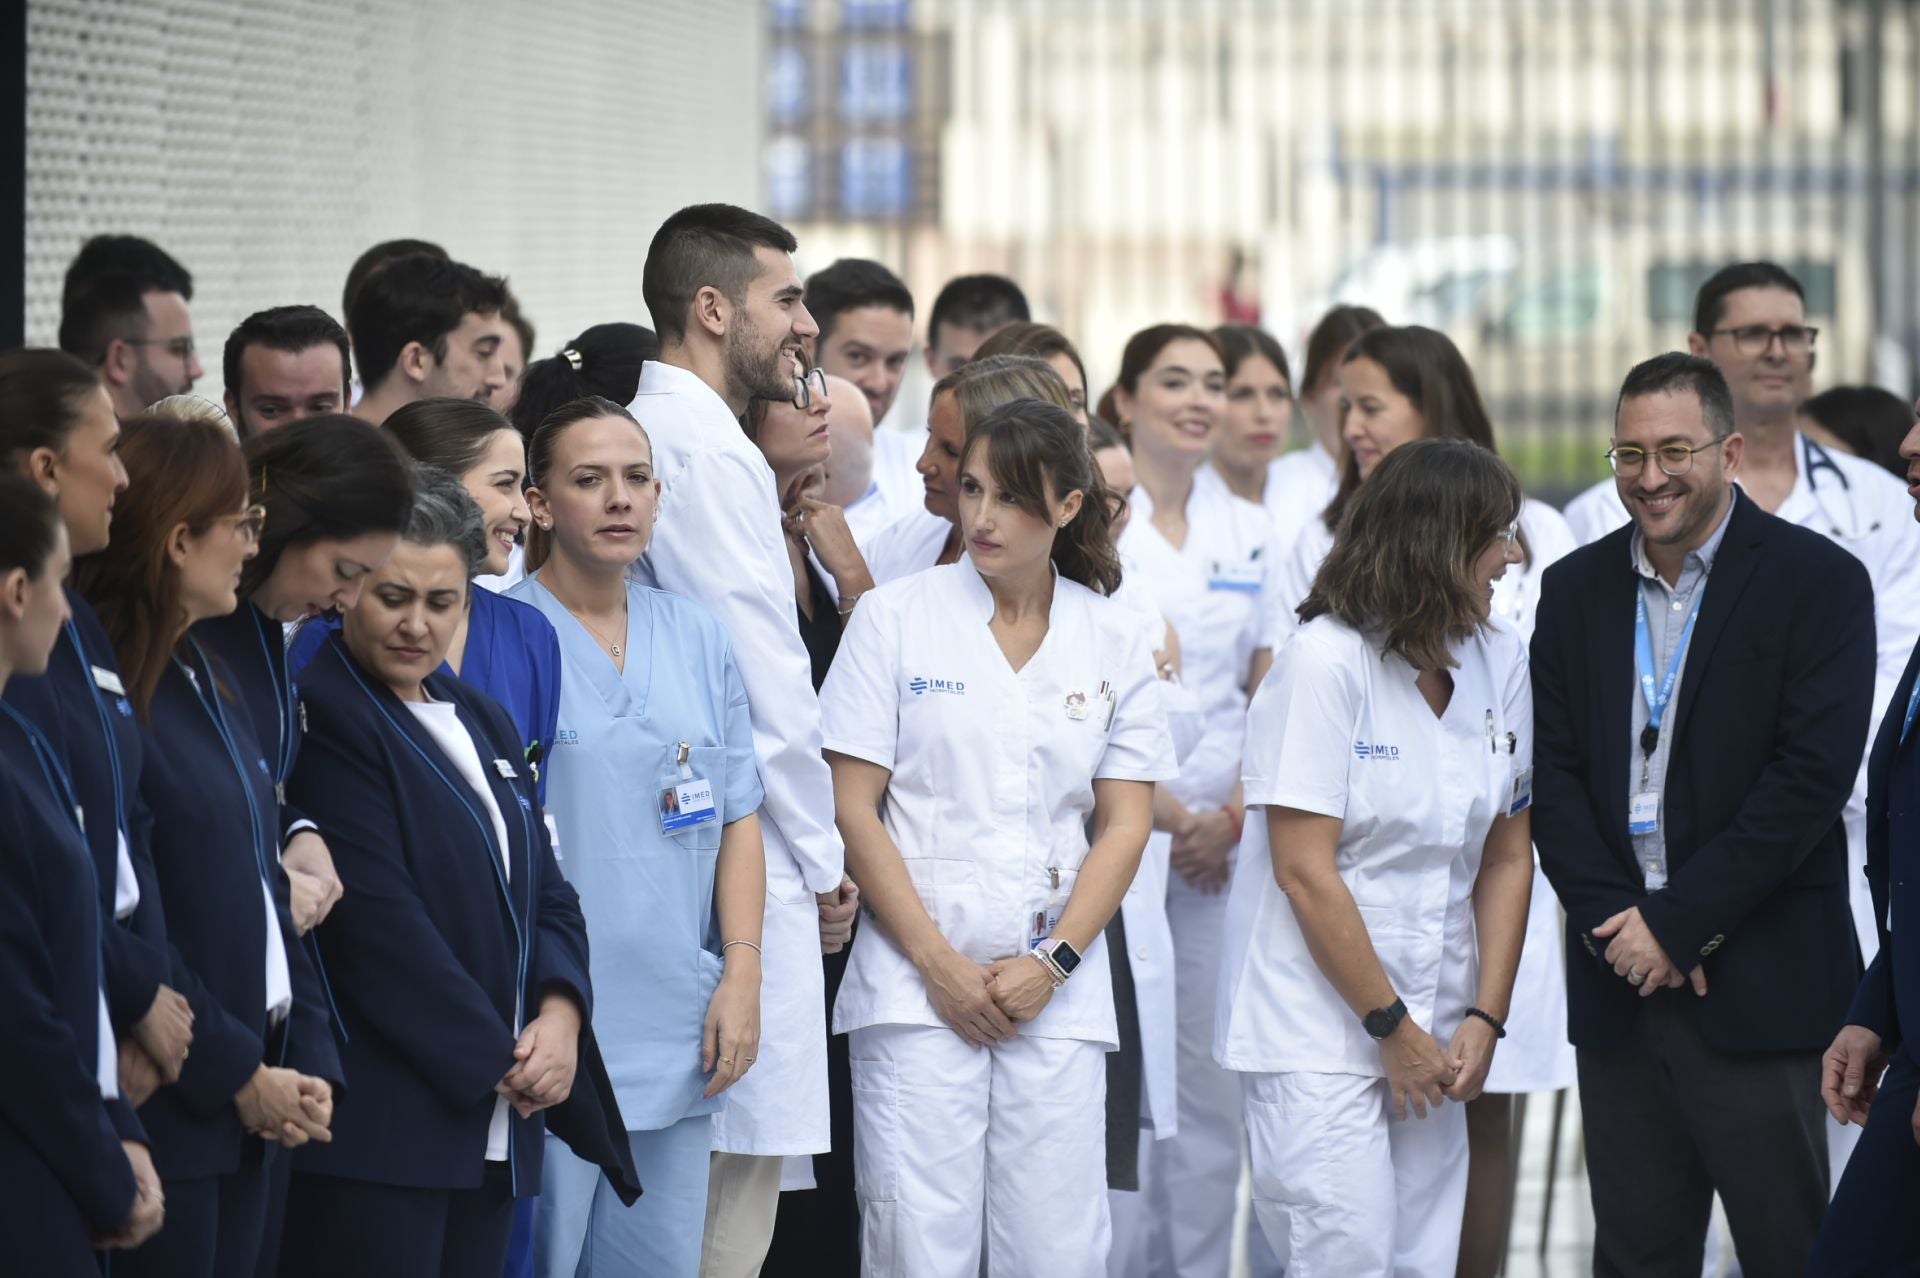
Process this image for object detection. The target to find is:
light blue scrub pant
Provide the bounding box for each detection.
[536,1113,714,1278]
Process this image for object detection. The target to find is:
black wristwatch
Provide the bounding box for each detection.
[1363,997,1408,1040]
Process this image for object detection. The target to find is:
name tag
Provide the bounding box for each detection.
[1627,790,1660,836]
[1206,560,1262,593]
[492,758,518,779]
[90,665,126,696]
[1508,767,1534,817]
[660,777,718,834]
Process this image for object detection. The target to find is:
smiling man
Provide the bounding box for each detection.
[1533,352,1873,1278]
[348,253,511,426]
[222,305,351,439]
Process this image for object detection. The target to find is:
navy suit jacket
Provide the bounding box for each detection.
[135,639,344,1181]
[1846,634,1920,1050]
[1532,489,1874,1055]
[0,709,141,1272]
[288,636,592,1195]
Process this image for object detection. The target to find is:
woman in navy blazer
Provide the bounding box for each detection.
[74,415,344,1278]
[0,350,197,1104]
[0,473,166,1271]
[278,468,591,1278]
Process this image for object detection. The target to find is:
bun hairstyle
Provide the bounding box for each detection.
[511,322,659,446]
[72,414,250,718]
[240,414,415,599]
[523,395,650,571]
[958,398,1123,597]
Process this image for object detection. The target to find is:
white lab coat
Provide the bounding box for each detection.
[1246,444,1340,553]
[820,561,1176,1277]
[1560,436,1920,962]
[628,358,838,1156]
[862,505,953,586]
[1217,613,1532,1274]
[1115,469,1281,1278]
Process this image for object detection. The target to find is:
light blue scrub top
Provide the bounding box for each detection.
[508,575,762,1130]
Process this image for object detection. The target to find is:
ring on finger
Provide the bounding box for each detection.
[1627,968,1648,985]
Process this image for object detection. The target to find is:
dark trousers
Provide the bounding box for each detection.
[114,1159,270,1278]
[249,1144,292,1278]
[763,942,859,1277]
[276,1164,514,1278]
[1577,995,1827,1278]
[1808,1047,1920,1276]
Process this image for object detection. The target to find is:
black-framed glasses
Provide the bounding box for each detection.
[792,367,829,411]
[1707,324,1818,357]
[1604,435,1731,477]
[122,335,197,360]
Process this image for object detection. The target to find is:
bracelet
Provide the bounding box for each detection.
[1028,948,1066,988]
[1464,1006,1507,1038]
[721,939,762,959]
[836,591,864,616]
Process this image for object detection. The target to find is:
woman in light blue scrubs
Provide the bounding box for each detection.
[510,395,767,1278]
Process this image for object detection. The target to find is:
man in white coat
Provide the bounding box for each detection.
[630,203,852,1277]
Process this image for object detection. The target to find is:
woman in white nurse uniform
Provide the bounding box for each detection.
[822,398,1175,1278]
[1215,438,1535,1277]
[1109,323,1282,1278]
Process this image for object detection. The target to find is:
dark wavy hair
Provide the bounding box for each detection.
[1299,437,1521,672]
[240,415,414,598]
[72,415,249,717]
[959,398,1122,596]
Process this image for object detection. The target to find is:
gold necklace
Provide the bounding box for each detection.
[545,580,628,660]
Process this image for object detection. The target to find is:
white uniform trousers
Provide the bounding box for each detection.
[1140,868,1244,1277]
[1242,1070,1468,1278]
[849,1023,1110,1278]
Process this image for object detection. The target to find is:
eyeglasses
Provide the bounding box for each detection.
[1498,520,1520,550]
[121,335,197,361]
[1707,324,1818,357]
[792,367,829,411]
[1604,435,1731,477]
[215,504,268,544]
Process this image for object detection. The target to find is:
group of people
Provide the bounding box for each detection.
[6,207,1920,1278]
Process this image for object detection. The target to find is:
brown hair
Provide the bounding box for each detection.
[1299,437,1520,671]
[1320,327,1520,574]
[932,353,1075,431]
[1110,324,1226,434]
[972,323,1089,402]
[73,415,249,717]
[959,398,1122,596]
[524,395,649,571]
[1299,304,1386,398]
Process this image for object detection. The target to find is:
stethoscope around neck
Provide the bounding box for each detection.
[1801,433,1880,543]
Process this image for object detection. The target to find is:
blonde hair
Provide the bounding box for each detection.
[933,354,1074,431]
[147,394,236,439]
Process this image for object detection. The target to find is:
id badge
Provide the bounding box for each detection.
[1206,559,1262,594]
[1028,867,1066,950]
[659,776,719,834]
[1627,790,1660,836]
[1508,767,1534,817]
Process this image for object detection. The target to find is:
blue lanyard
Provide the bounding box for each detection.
[0,700,83,833]
[249,606,297,790]
[68,620,128,841]
[1634,578,1707,756]
[174,639,274,883]
[1902,679,1920,746]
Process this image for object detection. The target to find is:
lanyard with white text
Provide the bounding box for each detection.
[1902,679,1920,747]
[1634,578,1707,782]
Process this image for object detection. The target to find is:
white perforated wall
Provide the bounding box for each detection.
[24,0,764,397]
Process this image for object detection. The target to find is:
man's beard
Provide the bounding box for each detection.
[725,325,793,403]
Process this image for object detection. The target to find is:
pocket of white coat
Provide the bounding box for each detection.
[901,857,983,955]
[848,1056,900,1202]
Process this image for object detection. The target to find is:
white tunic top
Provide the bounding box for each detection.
[1118,471,1284,811]
[862,505,955,587]
[821,563,1178,1047]
[1214,614,1532,1077]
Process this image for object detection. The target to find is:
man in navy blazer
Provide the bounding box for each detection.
[1810,405,1920,1275]
[1532,352,1874,1278]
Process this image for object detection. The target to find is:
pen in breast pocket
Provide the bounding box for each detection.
[1485,711,1496,753]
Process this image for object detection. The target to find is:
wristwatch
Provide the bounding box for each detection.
[1034,937,1083,982]
[1362,996,1408,1040]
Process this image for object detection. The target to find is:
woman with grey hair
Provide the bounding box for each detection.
[274,465,598,1277]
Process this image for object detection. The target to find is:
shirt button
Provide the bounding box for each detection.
[1136,946,1150,960]
[1671,598,1686,612]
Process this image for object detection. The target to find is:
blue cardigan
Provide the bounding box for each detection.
[0,704,143,1274]
[287,635,590,1196]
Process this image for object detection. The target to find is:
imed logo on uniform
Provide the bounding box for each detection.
[1353,740,1401,760]
[908,676,965,696]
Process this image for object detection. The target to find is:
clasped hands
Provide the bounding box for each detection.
[922,946,1060,1047]
[495,993,581,1119]
[1593,906,1707,998]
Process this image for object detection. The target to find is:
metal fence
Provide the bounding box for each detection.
[768,0,1920,503]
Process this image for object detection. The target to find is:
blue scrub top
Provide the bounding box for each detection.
[508,574,762,1130]
[288,584,562,801]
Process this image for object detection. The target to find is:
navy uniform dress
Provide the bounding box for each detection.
[278,635,591,1277]
[0,701,145,1275]
[115,636,343,1278]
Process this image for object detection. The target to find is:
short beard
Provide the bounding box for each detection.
[724,324,793,404]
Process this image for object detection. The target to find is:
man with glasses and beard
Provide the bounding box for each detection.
[615,203,850,1278]
[58,234,204,418]
[1533,353,1873,1277]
